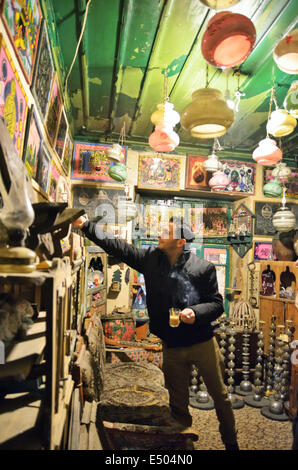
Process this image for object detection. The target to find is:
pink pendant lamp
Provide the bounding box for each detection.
[202,12,256,68]
[209,170,229,190]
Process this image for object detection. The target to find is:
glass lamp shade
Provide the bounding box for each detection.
[201,12,256,68]
[252,138,282,166]
[151,102,180,128]
[263,179,283,198]
[266,109,297,137]
[208,170,229,190]
[272,207,296,232]
[203,153,222,172]
[272,162,292,180]
[273,29,298,75]
[284,81,298,118]
[199,0,240,10]
[148,124,180,152]
[106,143,123,162]
[108,162,127,181]
[180,88,234,139]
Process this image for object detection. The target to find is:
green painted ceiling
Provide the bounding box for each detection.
[44,0,297,163]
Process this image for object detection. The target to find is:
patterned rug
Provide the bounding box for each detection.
[191,401,293,450]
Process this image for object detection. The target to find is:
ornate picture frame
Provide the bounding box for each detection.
[36,142,52,194]
[22,106,42,180]
[253,242,277,261]
[138,154,181,191]
[1,0,43,84]
[31,20,54,120]
[185,154,211,191]
[48,160,61,201]
[220,160,255,194]
[0,33,29,157]
[72,141,127,182]
[55,107,68,160]
[62,130,74,176]
[45,73,63,148]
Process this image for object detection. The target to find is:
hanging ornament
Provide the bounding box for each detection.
[273,29,298,75]
[209,169,229,190]
[201,12,256,68]
[284,81,298,118]
[203,138,223,172]
[149,71,180,152]
[106,123,126,162]
[266,84,297,137]
[252,138,282,166]
[272,188,296,233]
[199,0,240,10]
[263,179,283,198]
[271,161,292,181]
[108,162,127,182]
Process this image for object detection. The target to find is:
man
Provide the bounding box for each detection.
[72,215,239,450]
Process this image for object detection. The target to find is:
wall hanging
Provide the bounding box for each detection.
[185,155,212,191]
[72,141,127,182]
[36,142,52,194]
[273,29,298,74]
[138,154,181,191]
[201,11,256,68]
[220,160,255,194]
[45,73,63,147]
[227,203,253,258]
[0,33,29,157]
[284,80,298,118]
[253,242,276,261]
[62,131,74,176]
[254,201,280,236]
[0,0,43,84]
[22,106,43,180]
[55,108,68,160]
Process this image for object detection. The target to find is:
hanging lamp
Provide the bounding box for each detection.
[181,67,234,139]
[199,0,240,10]
[201,11,256,68]
[117,183,138,222]
[271,161,292,181]
[263,179,283,198]
[149,71,180,152]
[106,123,126,162]
[284,81,298,118]
[252,87,283,166]
[273,29,298,75]
[209,169,229,190]
[272,187,296,233]
[203,138,223,172]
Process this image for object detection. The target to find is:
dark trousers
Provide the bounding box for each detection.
[162,336,237,445]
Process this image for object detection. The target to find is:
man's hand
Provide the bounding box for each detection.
[72,215,88,229]
[180,308,195,325]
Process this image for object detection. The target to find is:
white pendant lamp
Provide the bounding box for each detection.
[203,138,223,172]
[252,138,282,166]
[272,188,296,233]
[271,161,292,181]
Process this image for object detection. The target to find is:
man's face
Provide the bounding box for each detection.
[158,222,180,252]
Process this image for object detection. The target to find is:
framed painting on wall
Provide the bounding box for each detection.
[22,106,42,180]
[185,154,211,191]
[36,142,52,194]
[31,21,54,120]
[62,131,74,176]
[55,108,68,160]
[0,33,29,157]
[253,242,277,261]
[203,208,228,237]
[72,185,126,224]
[48,161,61,201]
[254,201,280,236]
[72,142,127,182]
[45,73,63,147]
[1,0,43,84]
[138,155,181,191]
[220,160,255,194]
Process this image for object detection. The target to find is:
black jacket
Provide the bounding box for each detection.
[82,221,224,348]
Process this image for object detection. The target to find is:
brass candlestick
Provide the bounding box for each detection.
[235,320,253,395]
[245,320,268,408]
[226,320,244,409]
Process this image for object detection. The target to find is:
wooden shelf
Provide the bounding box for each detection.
[87,285,106,295]
[259,295,295,304]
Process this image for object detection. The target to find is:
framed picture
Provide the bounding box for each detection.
[253,242,277,261]
[55,108,68,159]
[72,141,127,182]
[31,21,54,120]
[36,142,52,193]
[203,208,228,237]
[138,154,181,191]
[22,106,42,180]
[1,0,43,84]
[0,33,29,157]
[185,154,211,191]
[62,130,74,176]
[254,201,280,236]
[72,185,126,224]
[203,247,227,265]
[230,203,254,236]
[220,160,255,194]
[45,73,63,147]
[48,160,61,201]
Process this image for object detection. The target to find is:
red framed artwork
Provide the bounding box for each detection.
[185,154,212,191]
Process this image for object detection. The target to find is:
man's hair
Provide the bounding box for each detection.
[169,216,195,242]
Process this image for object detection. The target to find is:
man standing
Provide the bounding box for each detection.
[72,215,239,450]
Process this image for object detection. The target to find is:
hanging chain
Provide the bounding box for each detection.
[163,70,169,103]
